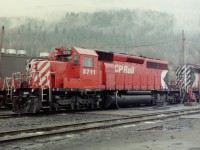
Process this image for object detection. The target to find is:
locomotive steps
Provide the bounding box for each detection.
[0,107,200,143]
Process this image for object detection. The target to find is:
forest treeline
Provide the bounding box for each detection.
[0,10,199,65]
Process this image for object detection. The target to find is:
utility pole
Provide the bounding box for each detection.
[181,30,185,65]
[181,30,187,91]
[0,26,5,77]
[0,26,5,62]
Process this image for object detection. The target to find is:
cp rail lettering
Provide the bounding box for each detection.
[115,65,134,74]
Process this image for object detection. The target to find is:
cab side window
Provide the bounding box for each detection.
[74,55,79,65]
[84,57,93,67]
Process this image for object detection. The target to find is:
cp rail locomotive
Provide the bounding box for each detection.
[12,47,185,113]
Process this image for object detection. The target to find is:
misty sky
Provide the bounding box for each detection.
[1,0,200,32]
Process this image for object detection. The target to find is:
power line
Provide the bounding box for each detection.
[102,39,181,49]
[130,39,181,48]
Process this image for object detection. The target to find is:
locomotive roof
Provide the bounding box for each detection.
[73,47,98,56]
[72,47,167,64]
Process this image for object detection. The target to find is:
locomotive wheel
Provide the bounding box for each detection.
[97,94,104,109]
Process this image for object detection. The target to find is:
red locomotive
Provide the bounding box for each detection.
[12,47,181,113]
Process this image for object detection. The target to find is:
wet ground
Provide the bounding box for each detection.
[1,105,200,150]
[78,104,200,116]
[1,114,200,150]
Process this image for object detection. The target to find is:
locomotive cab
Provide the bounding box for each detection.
[63,47,100,89]
[13,47,103,113]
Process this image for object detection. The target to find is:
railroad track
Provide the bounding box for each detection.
[1,108,200,143]
[0,113,48,119]
[0,114,19,119]
[0,110,75,120]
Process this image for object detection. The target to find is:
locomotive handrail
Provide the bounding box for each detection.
[11,72,24,89]
[2,78,5,90]
[3,77,11,90]
[12,72,20,85]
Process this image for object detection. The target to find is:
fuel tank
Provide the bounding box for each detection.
[103,94,153,108]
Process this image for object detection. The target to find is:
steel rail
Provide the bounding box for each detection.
[0,110,76,119]
[0,114,19,119]
[0,108,200,143]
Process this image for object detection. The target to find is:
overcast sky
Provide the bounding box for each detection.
[1,0,200,32]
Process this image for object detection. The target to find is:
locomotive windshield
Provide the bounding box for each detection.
[62,50,72,55]
[55,49,72,62]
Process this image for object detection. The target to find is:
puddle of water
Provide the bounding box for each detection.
[115,124,137,129]
[23,131,44,136]
[144,120,162,124]
[157,114,167,117]
[144,121,157,124]
[63,134,78,138]
[122,124,137,128]
[141,125,186,131]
